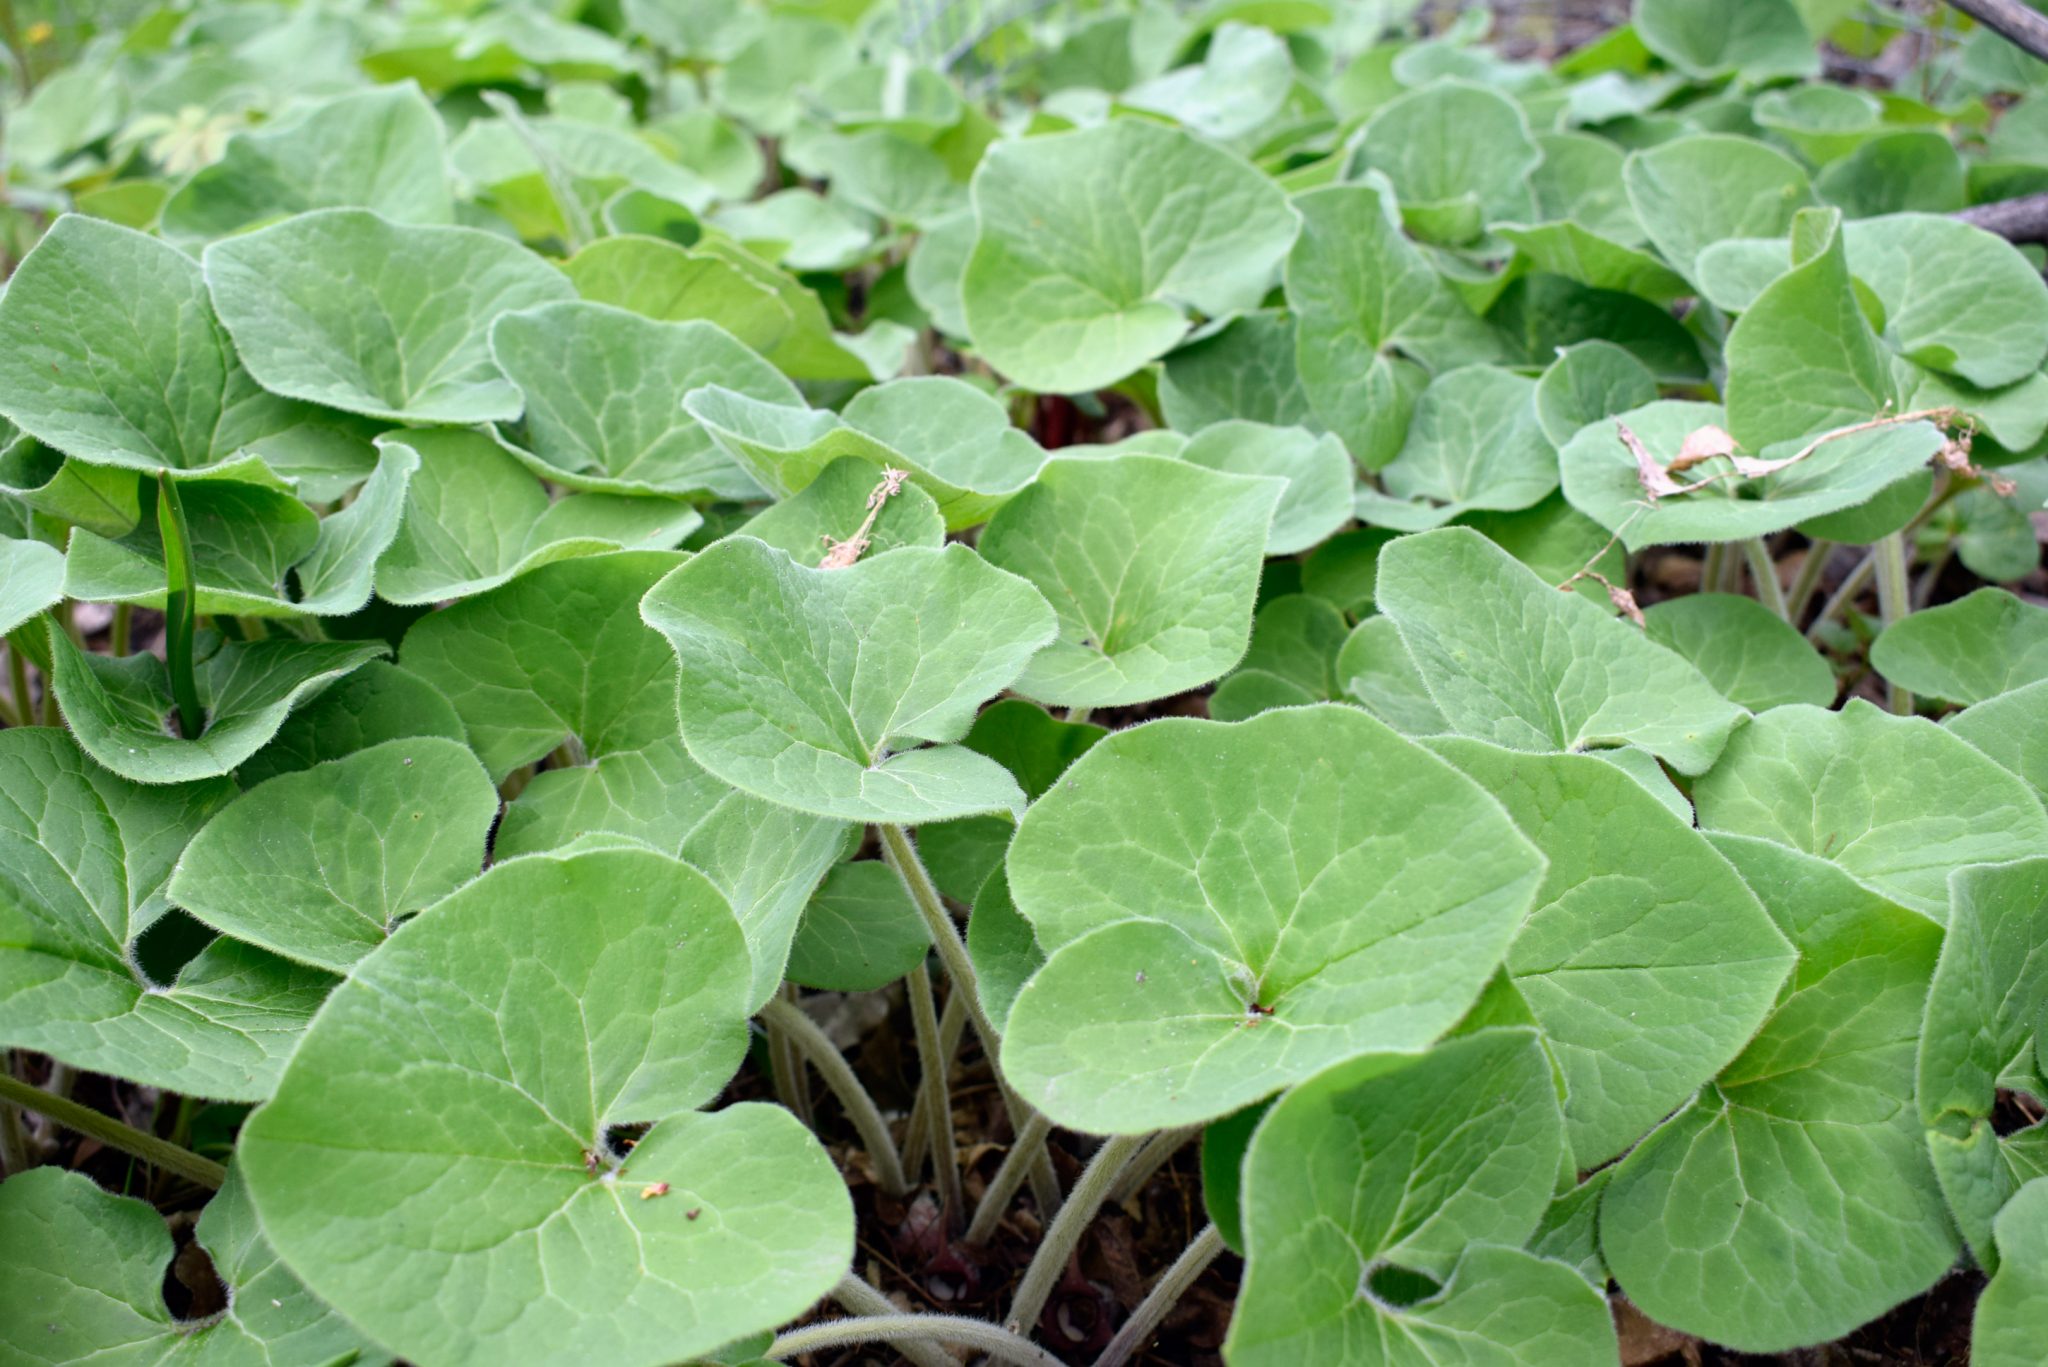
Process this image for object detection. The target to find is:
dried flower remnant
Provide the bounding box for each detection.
[820,467,911,569]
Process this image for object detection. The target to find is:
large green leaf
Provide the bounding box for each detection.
[0,536,63,638]
[0,728,332,1099]
[1349,80,1541,242]
[1432,740,1796,1164]
[1000,705,1544,1133]
[202,208,576,424]
[1915,856,2048,1270]
[1158,311,1319,434]
[1228,1030,1616,1366]
[1844,214,2048,389]
[1122,20,1293,139]
[0,215,313,473]
[642,536,1056,824]
[489,301,797,498]
[1634,0,1818,80]
[1949,678,2048,805]
[1533,340,1660,448]
[404,553,845,1006]
[1558,398,1941,549]
[1208,594,1352,721]
[977,453,1282,708]
[49,624,386,786]
[0,1165,387,1366]
[960,118,1298,392]
[685,376,1047,529]
[1337,615,1449,736]
[1355,366,1558,530]
[1975,1178,2048,1366]
[1177,421,1350,557]
[160,82,454,241]
[738,454,945,564]
[168,737,497,973]
[239,847,852,1367]
[785,860,930,993]
[373,430,701,605]
[1376,526,1747,774]
[1694,700,2048,921]
[1623,135,1815,282]
[1643,592,1837,711]
[1871,587,2048,705]
[1600,835,1954,1353]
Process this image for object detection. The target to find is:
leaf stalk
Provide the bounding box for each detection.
[0,1071,224,1190]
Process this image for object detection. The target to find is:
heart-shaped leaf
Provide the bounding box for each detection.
[1431,739,1796,1164]
[239,846,852,1367]
[1207,594,1352,721]
[1121,21,1294,140]
[1355,365,1558,531]
[1695,700,2048,920]
[1973,1178,2048,1365]
[169,737,497,972]
[977,453,1282,709]
[1601,834,1954,1353]
[1534,340,1660,448]
[961,118,1298,392]
[1949,678,2048,804]
[785,861,930,993]
[1349,80,1541,241]
[1377,526,1746,774]
[1337,615,1449,736]
[237,659,466,788]
[642,536,1057,823]
[0,1165,387,1366]
[1228,1030,1617,1366]
[1634,0,1817,80]
[203,208,576,424]
[0,728,332,1098]
[1158,311,1319,434]
[1000,705,1544,1133]
[1872,588,2048,705]
[1844,214,2048,389]
[1624,135,1814,283]
[1644,592,1838,711]
[373,430,701,605]
[489,301,798,498]
[1177,421,1351,556]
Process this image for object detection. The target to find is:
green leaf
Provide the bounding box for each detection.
[977,454,1282,709]
[168,737,497,972]
[738,455,945,563]
[1726,208,1904,449]
[1643,592,1837,711]
[1634,0,1819,80]
[1624,135,1815,281]
[967,864,1044,1038]
[1974,1177,2048,1366]
[1001,705,1544,1133]
[374,430,701,606]
[642,536,1057,824]
[0,1165,386,1366]
[1158,311,1319,434]
[1533,340,1660,449]
[1349,81,1542,242]
[1844,214,2048,389]
[240,847,852,1367]
[408,552,844,1007]
[1559,399,1941,549]
[710,188,877,273]
[1496,220,1691,303]
[1229,1031,1617,1366]
[0,728,333,1099]
[50,624,386,786]
[0,215,313,472]
[1692,700,2048,920]
[1355,366,1558,531]
[1600,834,1954,1353]
[961,118,1298,393]
[1178,421,1351,557]
[1871,587,2048,705]
[490,301,798,498]
[1377,526,1747,774]
[785,860,929,993]
[202,208,577,424]
[686,376,1047,529]
[1949,678,2048,805]
[160,83,454,241]
[1198,1098,1269,1256]
[1816,130,1967,218]
[0,536,62,638]
[1754,84,1882,163]
[1337,615,1449,736]
[1915,856,2048,1270]
[1208,594,1352,721]
[238,658,466,788]
[1431,740,1796,1164]
[1121,21,1294,140]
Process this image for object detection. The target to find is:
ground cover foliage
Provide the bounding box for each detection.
[5,0,2048,1363]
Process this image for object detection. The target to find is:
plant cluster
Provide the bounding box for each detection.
[4,0,2048,1363]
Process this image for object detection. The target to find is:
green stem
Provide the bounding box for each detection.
[757,995,908,1197]
[1784,539,1835,625]
[1741,539,1789,621]
[1007,1132,1149,1336]
[966,1108,1052,1245]
[1875,531,1915,714]
[827,1274,956,1367]
[768,1312,1066,1367]
[880,824,999,1056]
[907,961,963,1219]
[1108,1124,1198,1205]
[901,987,966,1178]
[157,475,204,739]
[1699,542,1726,596]
[1094,1223,1226,1367]
[1806,548,1879,645]
[765,983,812,1128]
[111,602,132,657]
[0,1072,224,1189]
[1913,542,1954,610]
[8,643,31,726]
[1063,705,1092,725]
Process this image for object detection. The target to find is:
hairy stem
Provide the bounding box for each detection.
[880,823,999,1054]
[1784,539,1835,625]
[1094,1223,1227,1367]
[0,1072,224,1189]
[1108,1124,1199,1205]
[1875,531,1915,714]
[901,988,965,1177]
[765,984,813,1128]
[966,1108,1052,1245]
[906,961,963,1219]
[8,643,30,726]
[1742,539,1790,621]
[757,995,908,1197]
[1699,542,1725,598]
[1806,548,1879,644]
[768,1312,1067,1367]
[1008,1132,1148,1336]
[828,1274,956,1367]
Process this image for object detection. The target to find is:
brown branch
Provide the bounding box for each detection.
[1957,193,2048,245]
[1943,0,2048,63]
